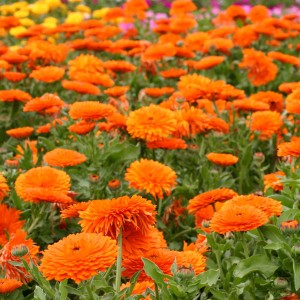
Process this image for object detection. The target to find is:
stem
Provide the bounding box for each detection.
[158,198,163,216]
[241,232,249,258]
[172,228,195,240]
[86,283,95,300]
[154,283,160,300]
[211,233,224,280]
[115,228,123,293]
[27,203,47,234]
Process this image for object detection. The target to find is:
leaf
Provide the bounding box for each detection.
[293,260,300,291]
[259,225,286,243]
[264,243,284,251]
[125,271,142,297]
[194,269,220,286]
[34,286,46,300]
[142,258,170,284]
[234,255,278,278]
[58,280,68,300]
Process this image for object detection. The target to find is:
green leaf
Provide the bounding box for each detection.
[58,280,68,300]
[194,269,220,286]
[264,243,284,250]
[234,255,278,278]
[259,225,286,243]
[142,258,170,284]
[293,260,300,291]
[125,271,142,297]
[34,286,46,300]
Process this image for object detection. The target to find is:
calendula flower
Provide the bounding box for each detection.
[170,0,197,15]
[144,87,174,97]
[3,71,26,82]
[143,43,177,61]
[122,249,176,280]
[278,140,300,157]
[125,159,177,199]
[29,66,65,83]
[0,204,24,247]
[0,173,9,201]
[44,148,87,167]
[192,56,225,70]
[23,93,65,114]
[103,60,136,72]
[6,127,34,139]
[146,138,187,150]
[224,194,282,217]
[104,86,129,97]
[79,195,156,239]
[210,204,268,234]
[121,280,154,296]
[206,153,239,166]
[122,226,167,258]
[69,101,115,121]
[0,230,39,283]
[264,171,285,192]
[175,250,206,275]
[39,233,118,283]
[0,89,31,103]
[68,121,96,135]
[126,105,177,142]
[62,80,101,95]
[61,202,90,219]
[0,279,23,294]
[187,188,238,214]
[15,166,73,204]
[250,111,283,140]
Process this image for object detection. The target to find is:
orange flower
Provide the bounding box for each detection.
[281,220,299,231]
[44,148,87,167]
[122,226,167,258]
[125,159,177,199]
[184,32,209,52]
[121,280,154,297]
[61,202,90,219]
[68,121,96,135]
[79,195,156,239]
[239,49,278,86]
[3,72,26,82]
[170,0,197,16]
[183,234,208,254]
[122,249,176,280]
[62,80,101,95]
[233,25,258,48]
[1,52,27,64]
[175,251,206,275]
[286,89,300,114]
[143,43,177,61]
[279,82,300,93]
[30,66,65,83]
[160,68,187,78]
[39,233,118,284]
[104,86,129,97]
[0,204,24,247]
[268,51,300,67]
[68,54,104,81]
[264,171,285,192]
[23,93,65,114]
[6,127,34,139]
[126,105,177,142]
[226,5,247,20]
[249,91,284,112]
[232,99,270,112]
[203,38,233,54]
[69,101,115,121]
[144,87,174,97]
[73,72,114,87]
[0,89,31,102]
[103,60,136,72]
[210,204,268,234]
[192,56,225,70]
[0,173,9,201]
[188,188,237,214]
[146,138,187,150]
[206,153,239,166]
[249,111,283,140]
[108,179,121,190]
[15,166,73,204]
[278,140,300,157]
[248,5,269,23]
[0,279,22,294]
[224,194,282,217]
[170,15,197,34]
[0,230,39,283]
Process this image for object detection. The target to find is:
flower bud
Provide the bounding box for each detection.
[274,277,288,289]
[292,244,300,255]
[176,266,195,280]
[89,174,100,183]
[108,179,121,190]
[254,152,265,163]
[281,220,299,234]
[11,245,29,257]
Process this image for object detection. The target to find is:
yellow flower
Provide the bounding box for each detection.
[42,17,58,29]
[0,5,15,15]
[92,8,110,19]
[9,26,26,37]
[19,18,35,27]
[65,12,84,24]
[9,45,21,52]
[76,5,91,14]
[69,0,82,3]
[44,0,63,9]
[12,2,28,10]
[31,3,49,15]
[14,10,29,18]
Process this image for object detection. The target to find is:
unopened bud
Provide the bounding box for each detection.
[176,266,195,280]
[108,179,121,190]
[89,174,100,183]
[254,152,265,163]
[11,245,29,257]
[281,220,299,234]
[274,277,288,289]
[292,244,300,255]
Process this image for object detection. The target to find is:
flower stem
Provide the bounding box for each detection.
[155,283,160,300]
[115,228,123,293]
